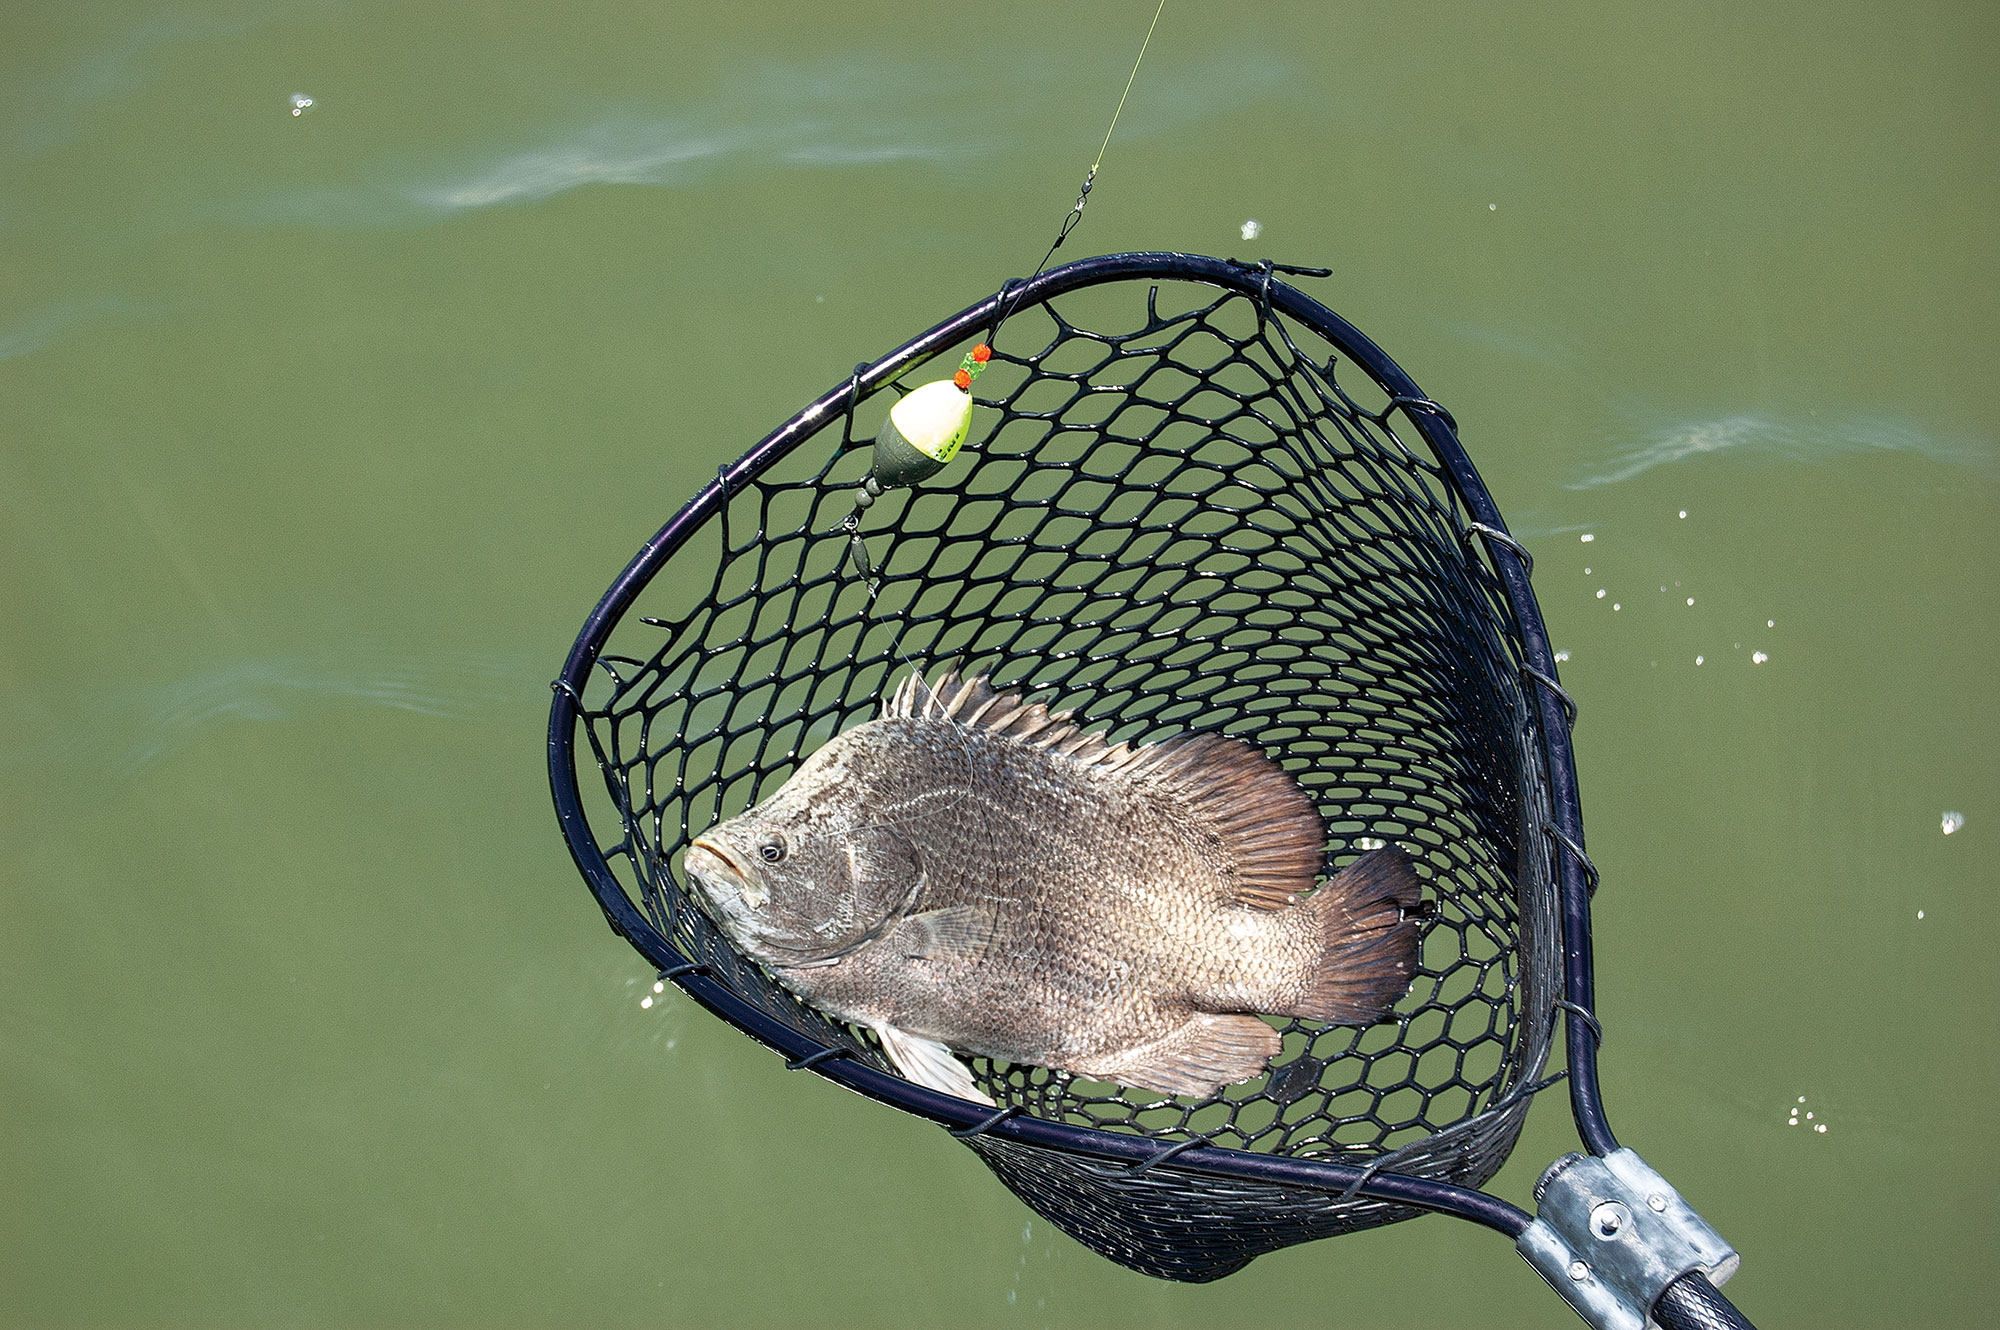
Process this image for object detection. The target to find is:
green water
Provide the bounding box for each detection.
[4,2,1994,1326]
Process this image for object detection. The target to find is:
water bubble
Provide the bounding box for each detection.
[640,995,654,1009]
[1686,597,1695,606]
[653,980,665,993]
[1814,1123,1827,1134]
[1942,811,1965,835]
[289,93,314,116]
[1679,510,1688,519]
[1767,619,1775,627]
[1554,650,1571,662]
[1917,909,1925,920]
[1488,203,1498,211]
[1752,651,1768,664]
[1596,589,1606,599]
[1612,603,1620,611]
[1240,218,1262,239]
[1581,533,1594,543]
[1695,656,1704,665]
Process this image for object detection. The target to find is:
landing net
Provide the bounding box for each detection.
[551,252,1566,1280]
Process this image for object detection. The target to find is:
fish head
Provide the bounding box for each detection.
[682,739,928,969]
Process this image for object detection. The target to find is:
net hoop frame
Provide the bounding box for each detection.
[546,250,1616,1239]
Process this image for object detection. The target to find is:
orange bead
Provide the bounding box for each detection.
[953,369,972,390]
[972,344,992,363]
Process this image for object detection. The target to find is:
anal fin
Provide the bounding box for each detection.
[874,1023,994,1106]
[1072,1012,1283,1099]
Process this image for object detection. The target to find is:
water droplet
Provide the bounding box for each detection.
[1488,203,1498,211]
[1752,651,1768,664]
[1814,1123,1827,1133]
[1695,655,1704,665]
[653,980,665,993]
[640,995,653,1009]
[1942,811,1965,835]
[1240,218,1262,239]
[1917,909,1925,919]
[1686,597,1695,606]
[1596,589,1606,599]
[1678,510,1688,518]
[1767,619,1775,627]
[1612,603,1620,611]
[1554,650,1571,662]
[289,92,314,116]
[1581,533,1595,543]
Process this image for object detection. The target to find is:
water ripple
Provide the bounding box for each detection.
[245,42,1291,224]
[0,297,146,362]
[141,649,514,761]
[29,646,536,777]
[1571,411,1996,489]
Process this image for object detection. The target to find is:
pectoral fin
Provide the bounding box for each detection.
[1073,1012,1283,1099]
[895,904,1003,963]
[874,1023,994,1106]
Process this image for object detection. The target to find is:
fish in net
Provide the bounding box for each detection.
[548,252,1756,1328]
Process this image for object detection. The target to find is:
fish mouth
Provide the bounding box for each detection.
[687,836,769,911]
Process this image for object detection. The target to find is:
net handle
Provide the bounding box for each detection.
[1655,1272,1759,1330]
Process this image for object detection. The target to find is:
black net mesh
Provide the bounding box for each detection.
[557,256,1563,1281]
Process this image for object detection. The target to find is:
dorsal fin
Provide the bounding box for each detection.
[881,669,1090,750]
[881,669,1326,907]
[1118,731,1327,907]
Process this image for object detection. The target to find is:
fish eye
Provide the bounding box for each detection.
[757,836,787,864]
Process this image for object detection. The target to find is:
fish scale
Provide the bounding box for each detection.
[683,670,1421,1105]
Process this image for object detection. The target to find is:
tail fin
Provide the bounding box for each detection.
[1287,846,1423,1024]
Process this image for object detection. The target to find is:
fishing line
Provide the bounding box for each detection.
[988,0,1170,345]
[816,0,1175,855]
[842,0,1171,580]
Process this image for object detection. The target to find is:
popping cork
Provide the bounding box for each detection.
[869,343,991,489]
